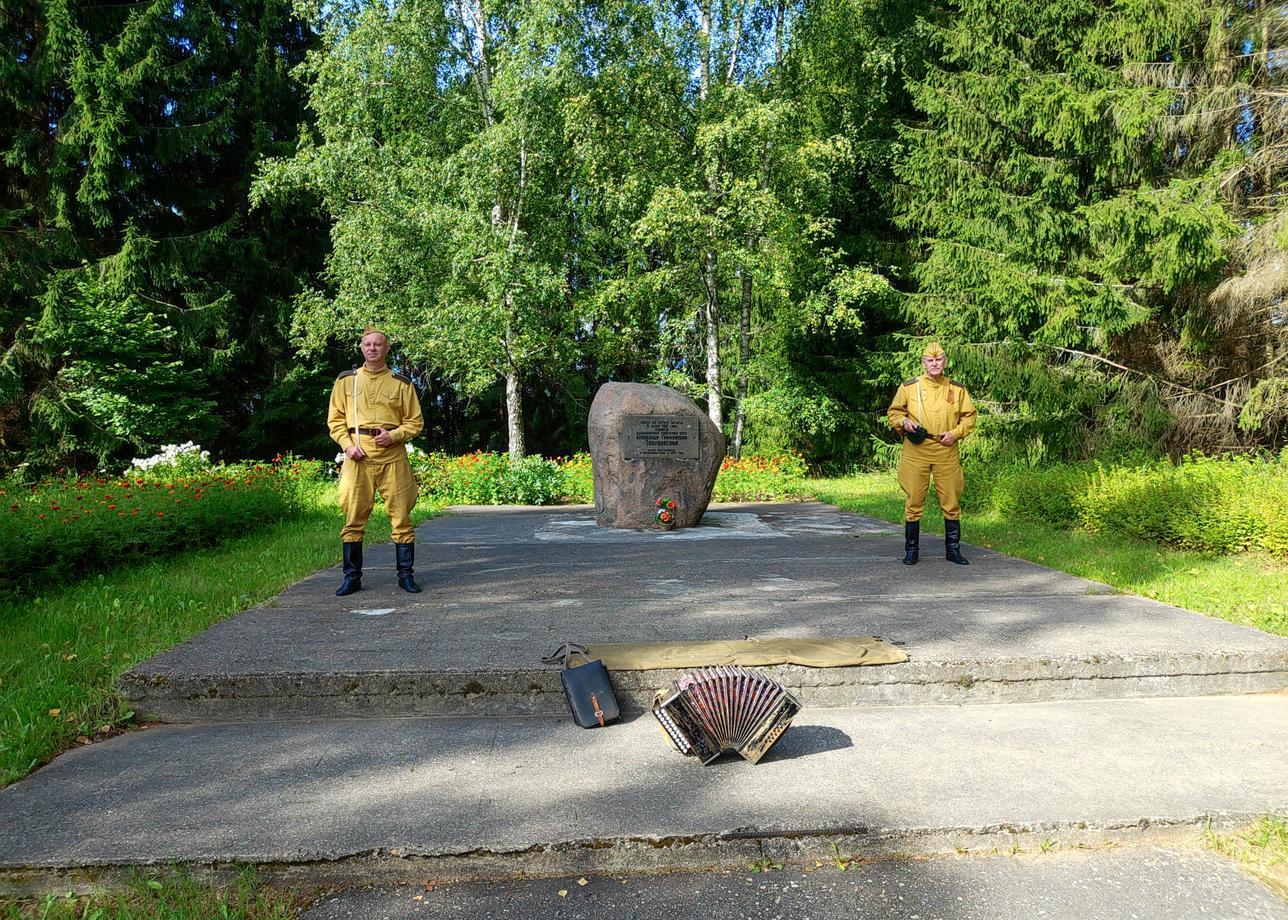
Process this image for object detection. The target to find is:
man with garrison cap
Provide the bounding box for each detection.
[887,342,977,566]
[328,327,425,595]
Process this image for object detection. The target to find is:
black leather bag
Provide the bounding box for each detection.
[543,643,620,728]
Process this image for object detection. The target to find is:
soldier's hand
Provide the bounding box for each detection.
[902,418,918,433]
[373,427,393,447]
[939,431,957,446]
[345,444,366,461]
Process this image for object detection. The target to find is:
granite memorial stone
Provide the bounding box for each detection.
[588,383,726,529]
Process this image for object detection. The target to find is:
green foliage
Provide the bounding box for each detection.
[0,0,323,474]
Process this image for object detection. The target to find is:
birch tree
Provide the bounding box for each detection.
[257,0,583,458]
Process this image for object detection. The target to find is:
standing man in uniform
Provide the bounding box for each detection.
[887,342,977,566]
[328,328,425,595]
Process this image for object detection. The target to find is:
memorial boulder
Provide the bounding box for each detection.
[588,383,726,529]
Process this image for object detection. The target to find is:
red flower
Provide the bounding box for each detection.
[107,504,116,510]
[659,511,671,523]
[156,511,165,518]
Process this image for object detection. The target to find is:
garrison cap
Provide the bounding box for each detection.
[361,326,388,340]
[921,342,947,359]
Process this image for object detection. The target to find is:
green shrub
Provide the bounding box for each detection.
[1077,454,1288,557]
[557,453,594,503]
[982,463,1091,528]
[412,451,565,505]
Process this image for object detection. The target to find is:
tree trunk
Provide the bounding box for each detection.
[505,368,526,460]
[697,0,722,430]
[504,317,526,460]
[731,266,751,458]
[703,250,723,428]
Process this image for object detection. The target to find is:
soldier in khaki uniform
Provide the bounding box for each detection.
[327,328,425,595]
[887,342,977,565]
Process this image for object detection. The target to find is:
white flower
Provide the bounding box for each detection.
[335,452,346,464]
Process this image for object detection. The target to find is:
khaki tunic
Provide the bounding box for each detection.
[327,367,425,543]
[887,375,977,522]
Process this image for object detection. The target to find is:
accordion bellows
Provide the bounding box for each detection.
[652,666,802,765]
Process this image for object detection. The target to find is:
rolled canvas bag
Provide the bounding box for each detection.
[542,642,620,728]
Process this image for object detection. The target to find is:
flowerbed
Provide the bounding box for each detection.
[411,450,566,505]
[412,450,809,505]
[1,457,314,592]
[712,453,810,502]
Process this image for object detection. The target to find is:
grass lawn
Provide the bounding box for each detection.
[0,870,307,920]
[1209,817,1288,901]
[812,474,1288,639]
[0,484,439,788]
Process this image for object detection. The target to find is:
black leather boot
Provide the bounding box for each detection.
[396,542,422,593]
[336,541,363,595]
[945,519,969,565]
[902,520,920,565]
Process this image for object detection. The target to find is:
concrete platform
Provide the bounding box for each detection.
[119,504,1288,720]
[2,695,1286,893]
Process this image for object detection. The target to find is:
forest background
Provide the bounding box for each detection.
[2,0,1286,475]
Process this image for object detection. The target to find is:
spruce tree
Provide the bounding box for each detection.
[894,0,1240,458]
[0,0,320,472]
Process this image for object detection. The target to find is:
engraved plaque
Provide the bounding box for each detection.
[623,415,701,460]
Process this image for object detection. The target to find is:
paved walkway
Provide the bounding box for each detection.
[304,848,1288,920]
[1,502,1285,903]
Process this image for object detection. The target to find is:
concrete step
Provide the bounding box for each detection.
[3,694,1286,894]
[117,506,1288,721]
[119,642,1288,721]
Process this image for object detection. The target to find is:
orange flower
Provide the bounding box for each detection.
[156,511,165,518]
[107,504,116,510]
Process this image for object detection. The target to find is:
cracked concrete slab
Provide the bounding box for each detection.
[119,503,1288,719]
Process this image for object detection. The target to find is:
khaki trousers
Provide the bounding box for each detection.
[338,456,418,544]
[897,446,964,522]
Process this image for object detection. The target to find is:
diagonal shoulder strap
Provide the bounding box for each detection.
[542,642,590,669]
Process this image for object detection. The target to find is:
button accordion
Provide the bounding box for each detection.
[651,666,801,765]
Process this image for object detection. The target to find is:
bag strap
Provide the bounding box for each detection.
[541,642,591,669]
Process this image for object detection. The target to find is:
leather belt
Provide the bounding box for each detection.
[353,427,392,437]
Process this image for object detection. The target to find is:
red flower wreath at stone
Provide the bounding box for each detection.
[654,497,677,525]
